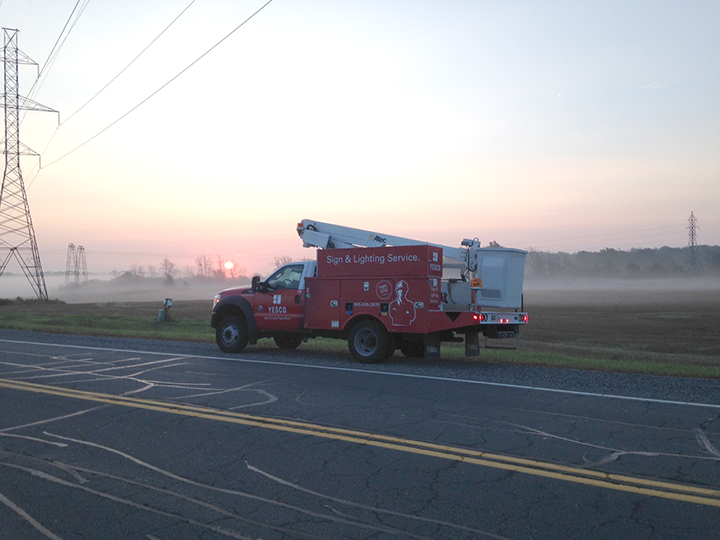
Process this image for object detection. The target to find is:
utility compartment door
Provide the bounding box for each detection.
[304,277,341,330]
[338,277,439,334]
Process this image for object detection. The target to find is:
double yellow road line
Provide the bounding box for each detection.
[2,377,719,508]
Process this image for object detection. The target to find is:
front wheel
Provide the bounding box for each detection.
[348,320,392,363]
[216,315,249,353]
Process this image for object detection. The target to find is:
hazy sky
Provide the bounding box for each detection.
[1,0,718,279]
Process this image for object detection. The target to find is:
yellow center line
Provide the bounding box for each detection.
[1,377,719,507]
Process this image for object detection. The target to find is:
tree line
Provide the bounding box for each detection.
[114,255,249,285]
[525,245,720,279]
[113,245,720,285]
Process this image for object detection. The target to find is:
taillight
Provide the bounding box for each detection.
[473,313,486,322]
[521,314,529,323]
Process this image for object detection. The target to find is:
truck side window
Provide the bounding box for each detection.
[266,264,303,291]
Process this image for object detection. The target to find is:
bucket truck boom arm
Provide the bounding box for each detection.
[297,219,479,275]
[297,218,527,310]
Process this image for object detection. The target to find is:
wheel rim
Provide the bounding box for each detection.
[354,328,378,356]
[222,324,240,347]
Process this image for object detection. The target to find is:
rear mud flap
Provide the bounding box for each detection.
[465,328,480,357]
[424,334,441,361]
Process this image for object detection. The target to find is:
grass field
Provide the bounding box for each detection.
[1,279,719,378]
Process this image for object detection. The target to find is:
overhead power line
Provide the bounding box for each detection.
[517,225,684,250]
[61,0,198,125]
[26,0,196,189]
[21,0,91,189]
[26,0,92,103]
[41,0,275,170]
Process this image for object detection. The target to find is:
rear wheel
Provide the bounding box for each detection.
[274,334,303,350]
[216,315,249,353]
[348,320,392,363]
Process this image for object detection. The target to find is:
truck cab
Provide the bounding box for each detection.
[211,260,317,352]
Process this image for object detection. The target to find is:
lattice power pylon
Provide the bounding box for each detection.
[65,243,88,285]
[76,245,87,283]
[0,28,57,299]
[65,243,76,285]
[687,211,700,271]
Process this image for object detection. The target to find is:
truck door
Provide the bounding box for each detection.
[253,264,306,332]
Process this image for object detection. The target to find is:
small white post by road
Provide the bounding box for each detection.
[158,298,173,322]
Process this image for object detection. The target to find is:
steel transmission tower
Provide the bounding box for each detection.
[0,28,57,299]
[687,211,700,271]
[64,243,87,285]
[65,243,76,285]
[76,245,87,283]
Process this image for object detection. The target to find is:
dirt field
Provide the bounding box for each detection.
[521,278,720,363]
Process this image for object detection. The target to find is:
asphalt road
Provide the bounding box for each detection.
[0,330,718,539]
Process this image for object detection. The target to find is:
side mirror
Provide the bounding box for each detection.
[251,275,261,292]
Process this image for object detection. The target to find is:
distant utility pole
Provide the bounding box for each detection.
[687,211,700,271]
[0,28,57,300]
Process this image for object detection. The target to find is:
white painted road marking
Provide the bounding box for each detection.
[1,338,718,409]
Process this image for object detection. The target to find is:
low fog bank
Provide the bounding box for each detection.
[1,273,718,307]
[51,275,250,304]
[47,276,720,311]
[58,275,719,309]
[524,276,720,307]
[524,275,720,292]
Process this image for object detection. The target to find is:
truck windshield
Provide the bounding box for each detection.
[266,264,304,291]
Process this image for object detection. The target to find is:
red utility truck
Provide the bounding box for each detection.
[211,220,528,362]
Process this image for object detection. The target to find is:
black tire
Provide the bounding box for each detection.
[216,315,249,353]
[274,334,303,350]
[399,339,425,358]
[348,320,392,363]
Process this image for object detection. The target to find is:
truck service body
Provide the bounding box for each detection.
[211,220,528,362]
